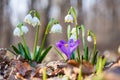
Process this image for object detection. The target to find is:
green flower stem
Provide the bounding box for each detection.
[43,67,47,80]
[33,25,40,60]
[21,34,29,58]
[70,7,80,62]
[77,66,83,80]
[76,26,80,62]
[88,30,97,64]
[37,18,55,62]
[81,25,86,48]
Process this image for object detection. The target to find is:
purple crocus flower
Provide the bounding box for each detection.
[56,39,80,59]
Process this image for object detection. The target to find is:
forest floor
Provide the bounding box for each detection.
[0,49,120,80]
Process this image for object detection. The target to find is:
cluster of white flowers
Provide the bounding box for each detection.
[24,14,40,27]
[50,24,62,33]
[13,26,28,37]
[65,14,73,23]
[70,28,79,41]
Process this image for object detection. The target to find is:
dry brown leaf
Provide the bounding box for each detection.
[15,62,32,76]
[82,61,94,75]
[67,60,80,67]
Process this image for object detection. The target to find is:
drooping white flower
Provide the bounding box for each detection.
[87,36,92,42]
[71,28,79,35]
[50,24,62,33]
[24,14,33,24]
[65,14,73,23]
[13,27,22,37]
[21,26,29,34]
[70,34,77,41]
[69,28,79,41]
[31,17,40,27]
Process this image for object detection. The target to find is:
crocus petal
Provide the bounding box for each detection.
[69,40,80,53]
[56,39,80,60]
[56,40,68,57]
[59,40,66,44]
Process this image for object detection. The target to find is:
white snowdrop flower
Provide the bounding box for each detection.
[71,28,79,35]
[50,24,62,33]
[70,34,77,41]
[13,27,22,37]
[31,17,40,27]
[65,14,73,23]
[21,26,29,34]
[87,36,92,42]
[24,14,33,24]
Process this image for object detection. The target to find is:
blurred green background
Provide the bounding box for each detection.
[0,0,120,60]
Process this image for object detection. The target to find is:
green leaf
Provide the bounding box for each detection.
[35,47,41,61]
[67,25,71,40]
[38,46,52,62]
[96,56,100,73]
[70,7,77,19]
[11,45,20,54]
[96,56,106,74]
[71,51,76,60]
[102,58,106,69]
[55,47,66,61]
[18,43,28,59]
[92,51,98,65]
[84,46,89,61]
[26,46,32,60]
[34,10,40,20]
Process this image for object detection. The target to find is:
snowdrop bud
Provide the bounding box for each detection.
[21,26,29,34]
[70,34,77,41]
[118,46,120,54]
[37,46,40,52]
[87,36,92,42]
[50,24,62,33]
[13,27,22,37]
[65,14,73,23]
[32,17,40,27]
[71,28,79,35]
[24,14,32,24]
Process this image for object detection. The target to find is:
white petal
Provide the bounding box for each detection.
[50,24,62,33]
[65,14,73,23]
[21,26,29,34]
[32,17,40,27]
[24,14,33,24]
[70,34,77,41]
[87,36,92,42]
[13,27,22,37]
[71,28,79,35]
